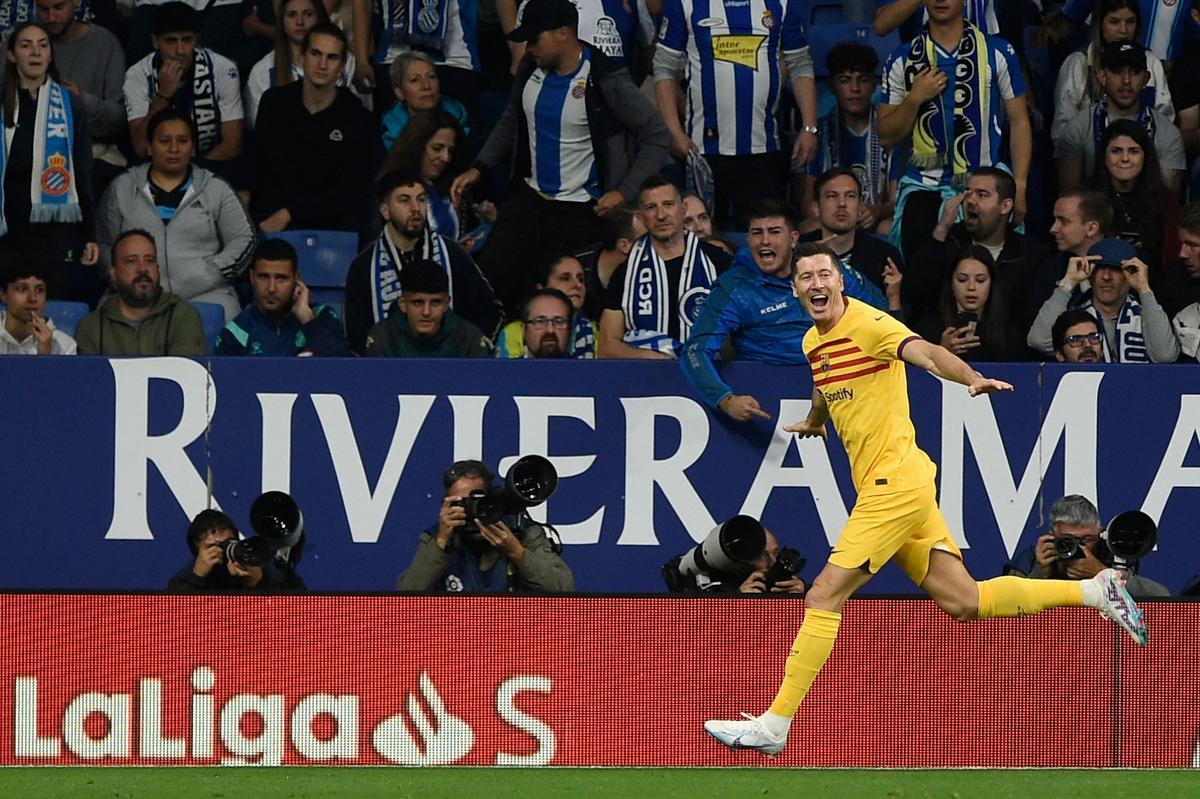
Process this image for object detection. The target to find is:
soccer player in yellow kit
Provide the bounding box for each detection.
[704,242,1148,757]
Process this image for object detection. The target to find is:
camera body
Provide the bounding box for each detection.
[762,547,806,589]
[1053,534,1088,561]
[453,455,558,536]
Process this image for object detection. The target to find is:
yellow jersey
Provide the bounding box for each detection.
[802,298,935,495]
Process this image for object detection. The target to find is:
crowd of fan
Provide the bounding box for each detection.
[4,0,1200,380]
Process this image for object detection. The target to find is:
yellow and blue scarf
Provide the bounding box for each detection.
[903,22,991,188]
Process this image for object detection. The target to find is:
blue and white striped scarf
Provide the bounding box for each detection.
[0,78,81,236]
[620,230,716,356]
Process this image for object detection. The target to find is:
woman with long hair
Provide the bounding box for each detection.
[243,0,366,127]
[494,253,598,358]
[1090,118,1177,269]
[1052,0,1172,140]
[380,109,492,244]
[917,245,1023,362]
[1,21,98,302]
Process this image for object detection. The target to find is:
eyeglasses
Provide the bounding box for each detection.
[1064,332,1102,348]
[525,316,569,329]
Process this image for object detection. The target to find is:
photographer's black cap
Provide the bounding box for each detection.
[508,0,578,42]
[1100,41,1146,72]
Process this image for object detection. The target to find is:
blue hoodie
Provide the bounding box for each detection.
[680,247,890,409]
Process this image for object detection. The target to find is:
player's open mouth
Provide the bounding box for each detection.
[810,293,829,311]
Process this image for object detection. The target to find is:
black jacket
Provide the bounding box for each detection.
[474,45,669,201]
[251,82,371,232]
[167,562,307,592]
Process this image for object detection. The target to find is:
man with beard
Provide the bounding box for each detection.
[344,170,501,355]
[680,198,888,422]
[799,169,904,313]
[75,229,207,355]
[910,167,1057,328]
[396,459,575,592]
[1050,309,1106,364]
[599,175,730,359]
[215,239,349,356]
[508,288,576,358]
[1028,237,1179,362]
[1054,41,1185,191]
[1167,203,1200,360]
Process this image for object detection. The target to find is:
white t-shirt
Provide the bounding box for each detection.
[1052,45,1173,140]
[124,47,244,124]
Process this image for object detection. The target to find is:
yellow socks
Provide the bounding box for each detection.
[767,608,842,718]
[976,576,1084,619]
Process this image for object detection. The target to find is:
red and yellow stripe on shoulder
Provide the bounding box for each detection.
[808,336,889,388]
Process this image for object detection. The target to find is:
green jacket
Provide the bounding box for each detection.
[76,290,208,356]
[365,307,492,358]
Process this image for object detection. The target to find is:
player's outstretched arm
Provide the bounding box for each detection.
[783,385,830,438]
[900,339,1014,396]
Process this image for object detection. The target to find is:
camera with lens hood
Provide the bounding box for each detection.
[453,455,558,536]
[222,491,305,568]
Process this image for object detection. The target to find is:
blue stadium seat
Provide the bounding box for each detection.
[190,301,225,354]
[42,300,90,338]
[261,230,358,319]
[809,0,845,26]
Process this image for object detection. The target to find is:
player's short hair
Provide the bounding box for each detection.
[0,250,53,291]
[1059,189,1112,235]
[793,242,842,273]
[254,238,299,273]
[825,41,879,77]
[744,197,797,231]
[520,287,574,325]
[813,167,863,199]
[377,168,426,203]
[637,173,680,205]
[111,228,157,267]
[302,21,347,56]
[970,166,1016,203]
[1049,494,1100,531]
[1179,201,1200,237]
[1051,308,1101,354]
[187,508,238,555]
[442,459,493,490]
[601,203,640,249]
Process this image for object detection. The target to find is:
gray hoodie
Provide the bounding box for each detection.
[96,164,256,321]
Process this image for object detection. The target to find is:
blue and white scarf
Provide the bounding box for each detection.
[149,49,220,153]
[0,78,82,236]
[377,0,449,62]
[1086,296,1146,363]
[620,230,717,356]
[818,106,886,206]
[368,225,453,324]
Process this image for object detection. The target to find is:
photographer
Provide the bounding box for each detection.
[167,509,307,592]
[396,460,575,593]
[1003,495,1169,598]
[664,520,807,595]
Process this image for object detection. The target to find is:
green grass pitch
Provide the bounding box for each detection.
[0,768,1190,798]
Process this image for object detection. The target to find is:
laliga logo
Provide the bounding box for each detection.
[13,668,555,766]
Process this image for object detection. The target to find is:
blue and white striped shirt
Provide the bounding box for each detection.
[522,47,601,202]
[656,0,808,156]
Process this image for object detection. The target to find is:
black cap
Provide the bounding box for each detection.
[1100,41,1146,72]
[508,0,578,42]
[400,259,450,294]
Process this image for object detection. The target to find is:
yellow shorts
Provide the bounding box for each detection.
[828,480,962,586]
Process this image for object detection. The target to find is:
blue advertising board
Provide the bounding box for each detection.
[2,357,1196,593]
